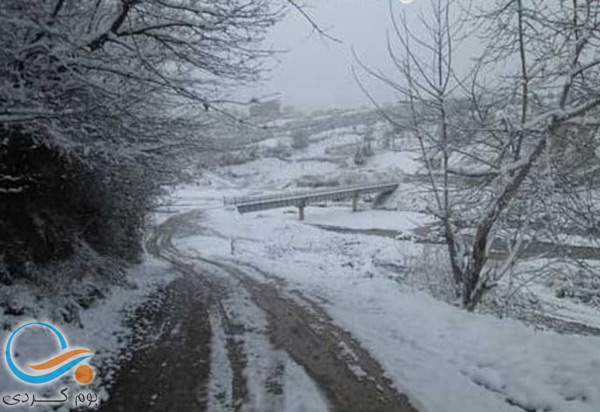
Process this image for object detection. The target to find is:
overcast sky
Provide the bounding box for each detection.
[240,0,447,111]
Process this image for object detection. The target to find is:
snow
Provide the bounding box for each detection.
[207,309,235,411]
[255,136,292,149]
[528,282,600,330]
[155,114,600,412]
[367,151,422,175]
[171,204,600,412]
[331,286,600,412]
[294,132,360,159]
[303,207,434,232]
[6,105,599,412]
[0,256,174,409]
[225,158,340,190]
[204,263,330,412]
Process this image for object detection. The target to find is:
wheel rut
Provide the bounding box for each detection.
[105,210,417,412]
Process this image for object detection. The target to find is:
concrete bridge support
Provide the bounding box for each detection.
[232,182,399,216]
[352,191,359,212]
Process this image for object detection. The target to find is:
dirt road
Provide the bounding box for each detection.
[103,210,417,412]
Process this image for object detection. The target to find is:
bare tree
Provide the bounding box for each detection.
[0,0,281,145]
[0,0,282,280]
[359,0,600,310]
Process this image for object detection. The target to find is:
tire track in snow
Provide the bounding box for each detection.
[162,210,417,412]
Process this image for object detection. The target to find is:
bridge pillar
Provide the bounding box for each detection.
[298,203,305,220]
[352,191,359,212]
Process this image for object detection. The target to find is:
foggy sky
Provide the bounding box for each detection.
[240,0,449,111]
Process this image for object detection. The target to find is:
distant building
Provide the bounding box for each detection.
[249,100,281,119]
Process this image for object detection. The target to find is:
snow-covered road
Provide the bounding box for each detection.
[109,209,416,412]
[164,183,600,412]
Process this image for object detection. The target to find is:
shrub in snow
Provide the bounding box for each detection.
[218,147,259,166]
[354,146,366,166]
[295,175,340,188]
[550,269,600,307]
[0,0,281,319]
[291,130,310,149]
[0,129,157,272]
[263,142,292,159]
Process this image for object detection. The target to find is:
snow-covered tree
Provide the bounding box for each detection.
[362,0,600,310]
[0,0,281,279]
[0,0,279,147]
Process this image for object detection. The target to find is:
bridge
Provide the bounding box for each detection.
[224,182,399,220]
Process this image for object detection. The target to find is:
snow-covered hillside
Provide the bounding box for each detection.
[4,109,600,412]
[162,112,600,412]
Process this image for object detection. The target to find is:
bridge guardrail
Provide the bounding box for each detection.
[223,182,399,206]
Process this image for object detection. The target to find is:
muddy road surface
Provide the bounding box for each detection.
[103,210,417,412]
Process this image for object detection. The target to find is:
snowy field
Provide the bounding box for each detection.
[172,204,600,412]
[168,121,600,412]
[303,207,433,231]
[4,117,600,412]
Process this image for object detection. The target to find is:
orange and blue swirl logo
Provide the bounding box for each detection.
[5,322,94,385]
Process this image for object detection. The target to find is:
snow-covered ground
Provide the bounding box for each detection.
[167,119,600,412]
[205,266,330,412]
[5,114,600,411]
[173,203,600,412]
[0,256,174,409]
[303,207,433,232]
